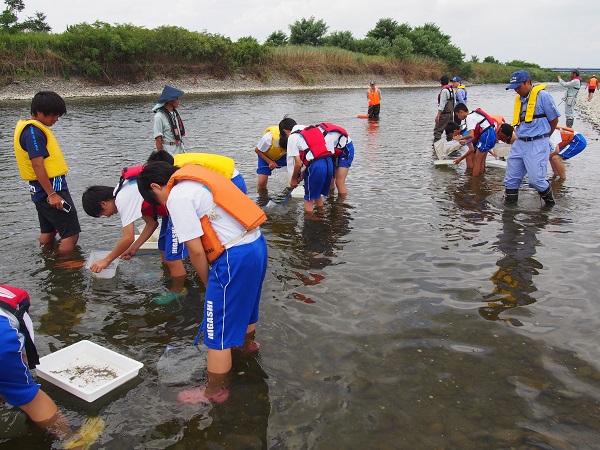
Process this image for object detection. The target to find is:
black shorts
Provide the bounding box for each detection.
[35,190,81,238]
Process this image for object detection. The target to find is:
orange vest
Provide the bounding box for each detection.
[589,77,598,89]
[556,126,575,149]
[166,165,266,262]
[368,88,381,106]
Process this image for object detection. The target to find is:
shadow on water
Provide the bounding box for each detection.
[2,86,600,448]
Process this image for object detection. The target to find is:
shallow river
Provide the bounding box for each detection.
[1,84,600,449]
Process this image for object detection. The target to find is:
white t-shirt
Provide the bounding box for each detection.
[286,125,308,174]
[166,180,259,246]
[319,126,351,151]
[114,180,144,227]
[256,131,273,153]
[465,111,492,133]
[549,128,579,150]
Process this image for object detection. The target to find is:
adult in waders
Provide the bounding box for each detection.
[153,85,186,155]
[137,162,268,403]
[557,70,582,128]
[504,70,560,207]
[434,75,455,141]
[367,82,381,119]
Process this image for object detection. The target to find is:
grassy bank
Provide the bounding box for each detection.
[0,25,564,89]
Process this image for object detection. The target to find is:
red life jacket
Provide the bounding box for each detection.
[293,126,332,166]
[0,285,39,368]
[470,108,497,142]
[117,165,168,217]
[437,85,454,104]
[318,122,349,157]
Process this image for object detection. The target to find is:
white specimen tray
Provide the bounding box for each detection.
[35,340,143,402]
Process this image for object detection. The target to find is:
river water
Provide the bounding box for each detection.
[1,84,600,449]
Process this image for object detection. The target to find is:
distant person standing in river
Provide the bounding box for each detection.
[153,85,186,155]
[367,82,381,119]
[557,70,582,128]
[451,76,467,125]
[587,74,598,102]
[434,75,455,141]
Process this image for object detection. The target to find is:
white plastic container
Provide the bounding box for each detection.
[86,250,119,278]
[35,340,143,402]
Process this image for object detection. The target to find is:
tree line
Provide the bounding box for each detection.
[0,1,555,86]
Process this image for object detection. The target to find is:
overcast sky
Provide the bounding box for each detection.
[22,0,599,69]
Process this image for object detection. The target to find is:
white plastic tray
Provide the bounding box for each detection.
[35,340,143,402]
[86,250,119,278]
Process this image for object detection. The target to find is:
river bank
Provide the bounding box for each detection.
[0,73,430,101]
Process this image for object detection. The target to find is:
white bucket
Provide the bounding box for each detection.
[86,250,119,279]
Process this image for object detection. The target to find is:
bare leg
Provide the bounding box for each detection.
[550,155,567,180]
[335,167,349,195]
[257,174,269,191]
[472,151,486,177]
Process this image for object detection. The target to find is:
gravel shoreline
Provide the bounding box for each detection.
[2,74,598,129]
[0,73,429,101]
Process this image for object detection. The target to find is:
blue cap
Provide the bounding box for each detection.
[451,76,461,82]
[506,70,530,90]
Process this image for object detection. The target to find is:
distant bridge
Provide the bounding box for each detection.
[550,68,599,74]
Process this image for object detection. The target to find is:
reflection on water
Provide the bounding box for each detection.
[1,85,600,448]
[481,211,548,325]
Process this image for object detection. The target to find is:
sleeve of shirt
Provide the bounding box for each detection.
[153,113,164,139]
[21,124,50,160]
[166,182,211,243]
[256,131,273,152]
[540,91,560,122]
[115,183,143,227]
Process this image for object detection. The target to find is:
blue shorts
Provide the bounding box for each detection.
[203,234,268,350]
[335,141,354,169]
[304,157,334,201]
[34,190,81,238]
[231,173,247,194]
[0,315,40,407]
[475,127,497,152]
[558,133,587,159]
[158,216,189,261]
[256,154,287,175]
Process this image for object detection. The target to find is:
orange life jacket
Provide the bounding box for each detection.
[556,126,575,149]
[589,77,598,89]
[368,87,381,106]
[166,165,266,262]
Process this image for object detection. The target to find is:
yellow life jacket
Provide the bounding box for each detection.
[262,126,285,161]
[512,84,547,126]
[166,164,266,262]
[173,153,235,179]
[13,120,69,181]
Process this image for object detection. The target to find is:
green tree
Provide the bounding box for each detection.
[289,16,328,46]
[483,55,500,64]
[265,30,288,46]
[367,18,411,44]
[505,59,540,69]
[470,55,479,63]
[389,35,413,59]
[408,23,463,67]
[356,37,390,56]
[0,0,50,32]
[325,30,357,52]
